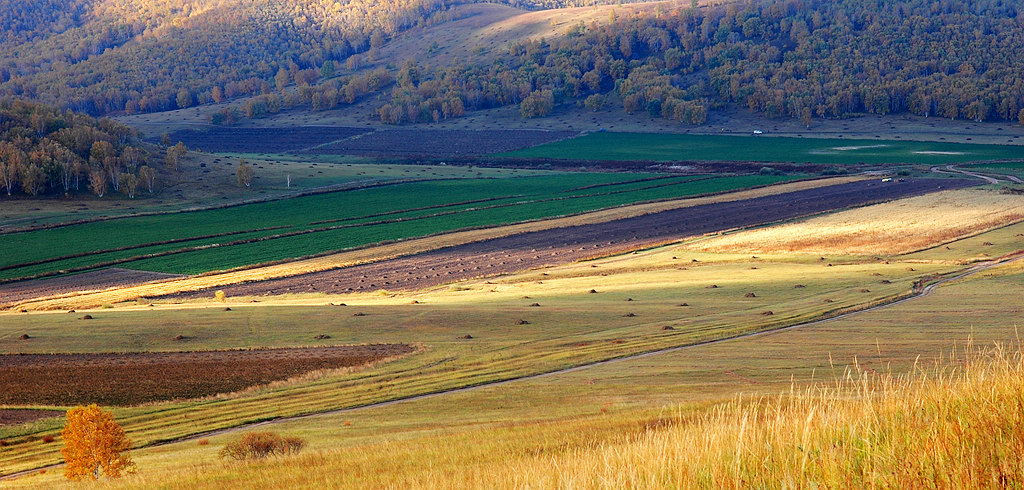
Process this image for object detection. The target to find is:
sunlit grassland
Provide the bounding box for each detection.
[1,197,1022,481]
[0,245,952,475]
[10,254,1023,489]
[686,188,1024,256]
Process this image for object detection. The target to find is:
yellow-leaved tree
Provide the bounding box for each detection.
[61,404,135,481]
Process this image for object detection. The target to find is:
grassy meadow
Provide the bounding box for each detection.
[687,188,1024,255]
[2,208,1023,480]
[3,222,1023,487]
[500,132,1024,165]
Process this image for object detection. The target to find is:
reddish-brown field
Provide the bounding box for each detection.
[0,344,415,406]
[0,409,62,427]
[0,268,183,308]
[179,178,976,298]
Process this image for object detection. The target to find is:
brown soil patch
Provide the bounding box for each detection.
[0,344,415,406]
[176,178,976,298]
[0,409,63,427]
[0,268,183,308]
[165,126,372,153]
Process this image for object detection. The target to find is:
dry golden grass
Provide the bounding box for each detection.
[492,346,1024,489]
[10,177,860,311]
[65,345,1024,489]
[686,189,1024,256]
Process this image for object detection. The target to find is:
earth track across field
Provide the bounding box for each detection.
[5,232,1014,482]
[180,178,976,298]
[0,344,416,407]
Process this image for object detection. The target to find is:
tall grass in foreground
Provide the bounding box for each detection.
[505,346,1024,489]
[95,346,1024,489]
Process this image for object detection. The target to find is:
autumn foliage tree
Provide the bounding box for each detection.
[236,159,255,188]
[0,99,147,198]
[61,404,134,481]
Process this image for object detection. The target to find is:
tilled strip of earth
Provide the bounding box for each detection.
[173,178,976,299]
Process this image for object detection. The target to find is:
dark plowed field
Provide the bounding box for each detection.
[181,178,976,298]
[307,129,580,156]
[165,126,372,153]
[0,409,62,427]
[0,268,183,307]
[0,344,415,406]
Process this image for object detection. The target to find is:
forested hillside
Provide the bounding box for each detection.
[380,0,1024,124]
[3,0,1024,125]
[0,0,455,114]
[0,0,616,116]
[0,98,152,198]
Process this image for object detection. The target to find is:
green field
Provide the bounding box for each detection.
[499,132,1024,165]
[0,173,799,280]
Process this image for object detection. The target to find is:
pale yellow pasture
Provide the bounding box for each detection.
[685,189,1024,255]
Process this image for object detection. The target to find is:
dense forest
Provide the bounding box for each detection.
[0,0,623,116]
[3,0,1024,125]
[377,0,1024,125]
[0,98,156,198]
[0,0,454,115]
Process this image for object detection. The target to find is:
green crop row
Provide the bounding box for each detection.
[499,132,1024,165]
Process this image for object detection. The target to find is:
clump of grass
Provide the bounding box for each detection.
[506,345,1024,488]
[219,432,305,461]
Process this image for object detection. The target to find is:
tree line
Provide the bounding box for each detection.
[0,98,161,198]
[377,0,1024,125]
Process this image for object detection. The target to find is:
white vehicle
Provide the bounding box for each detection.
[753,129,763,135]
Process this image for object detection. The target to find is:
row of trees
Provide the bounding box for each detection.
[377,0,1024,125]
[211,68,394,125]
[0,98,163,198]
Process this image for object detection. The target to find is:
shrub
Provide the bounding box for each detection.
[214,290,227,302]
[219,432,306,461]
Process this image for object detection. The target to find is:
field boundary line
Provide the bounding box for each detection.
[6,177,859,311]
[0,177,455,236]
[3,250,1017,481]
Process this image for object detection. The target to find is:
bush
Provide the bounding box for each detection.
[219,432,306,460]
[214,290,226,302]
